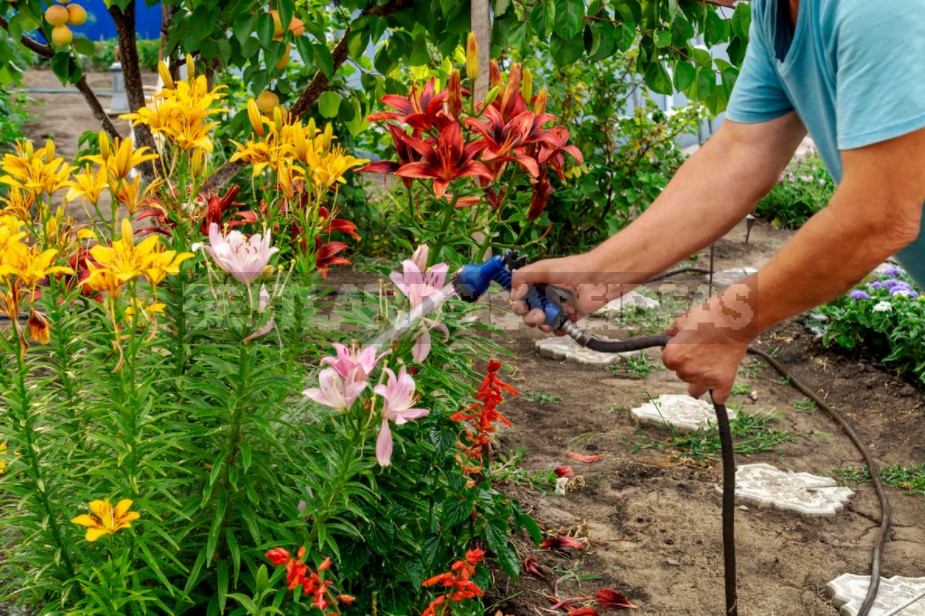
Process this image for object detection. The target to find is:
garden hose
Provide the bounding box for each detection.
[452,251,890,616]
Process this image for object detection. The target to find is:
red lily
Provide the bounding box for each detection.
[395,122,492,198]
[357,124,423,188]
[465,106,536,176]
[198,184,255,234]
[367,78,448,131]
[528,174,553,220]
[315,239,350,277]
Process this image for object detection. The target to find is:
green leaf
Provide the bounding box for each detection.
[554,0,585,39]
[72,37,96,57]
[644,60,672,95]
[673,59,696,91]
[485,522,519,578]
[549,33,584,67]
[655,29,672,48]
[731,3,752,39]
[318,91,341,118]
[50,52,81,85]
[705,10,731,47]
[233,13,255,45]
[441,498,472,528]
[313,44,334,78]
[255,12,274,49]
[588,22,616,61]
[692,66,716,101]
[493,0,512,18]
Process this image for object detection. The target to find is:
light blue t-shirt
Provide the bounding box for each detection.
[726,0,925,287]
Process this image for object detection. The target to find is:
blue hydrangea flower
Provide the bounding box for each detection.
[849,290,871,300]
[869,281,883,290]
[882,279,902,290]
[889,283,913,295]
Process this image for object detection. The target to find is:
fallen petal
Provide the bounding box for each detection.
[595,588,639,609]
[539,535,584,550]
[566,452,605,463]
[554,465,574,478]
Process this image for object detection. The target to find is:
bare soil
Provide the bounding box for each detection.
[475,225,925,616]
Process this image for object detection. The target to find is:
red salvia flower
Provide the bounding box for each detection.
[395,122,492,198]
[265,547,348,615]
[421,548,485,616]
[451,360,519,480]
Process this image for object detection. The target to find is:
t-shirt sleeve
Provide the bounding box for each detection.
[725,15,794,124]
[836,2,925,150]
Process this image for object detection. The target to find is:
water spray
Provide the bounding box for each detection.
[442,249,891,616]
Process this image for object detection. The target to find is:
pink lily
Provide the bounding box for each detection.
[390,257,449,308]
[373,367,429,466]
[412,320,450,362]
[321,342,387,381]
[303,368,367,411]
[193,222,278,285]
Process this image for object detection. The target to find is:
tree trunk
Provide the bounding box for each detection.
[471,0,491,101]
[109,1,157,175]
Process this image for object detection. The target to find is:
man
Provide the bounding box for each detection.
[510,0,925,403]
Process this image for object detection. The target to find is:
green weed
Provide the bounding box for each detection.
[834,463,925,499]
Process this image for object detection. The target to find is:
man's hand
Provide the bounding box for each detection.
[662,289,756,403]
[509,254,624,333]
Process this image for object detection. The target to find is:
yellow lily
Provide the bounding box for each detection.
[115,174,161,215]
[0,186,35,221]
[0,139,75,197]
[82,137,159,181]
[87,219,160,286]
[71,498,140,542]
[1,242,74,288]
[144,245,194,286]
[305,145,369,190]
[67,165,109,205]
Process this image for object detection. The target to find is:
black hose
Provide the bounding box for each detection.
[644,267,714,283]
[558,324,888,616]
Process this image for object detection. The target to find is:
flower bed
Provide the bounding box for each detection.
[0,53,553,614]
[819,266,925,386]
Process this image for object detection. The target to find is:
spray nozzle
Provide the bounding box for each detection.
[451,250,571,330]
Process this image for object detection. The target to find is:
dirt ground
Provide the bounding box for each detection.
[474,226,925,616]
[18,70,925,616]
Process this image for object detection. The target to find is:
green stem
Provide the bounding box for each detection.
[11,346,77,582]
[429,193,460,261]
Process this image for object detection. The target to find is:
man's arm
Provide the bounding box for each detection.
[511,113,806,323]
[662,126,925,402]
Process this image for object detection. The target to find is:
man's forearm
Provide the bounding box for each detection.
[734,192,922,337]
[585,116,805,290]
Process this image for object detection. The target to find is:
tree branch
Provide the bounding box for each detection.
[201,0,413,192]
[0,14,122,141]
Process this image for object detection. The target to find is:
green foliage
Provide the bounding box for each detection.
[524,51,706,253]
[493,0,750,114]
[818,267,925,385]
[0,85,32,150]
[628,407,794,462]
[756,153,835,228]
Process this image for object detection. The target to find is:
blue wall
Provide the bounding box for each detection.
[69,0,163,41]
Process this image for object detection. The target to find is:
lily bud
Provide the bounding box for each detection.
[191,149,205,177]
[466,32,479,81]
[247,99,265,137]
[521,68,532,101]
[489,59,501,88]
[98,130,111,161]
[272,105,284,131]
[28,310,50,345]
[185,53,195,79]
[484,86,501,106]
[500,63,522,114]
[411,244,430,271]
[44,139,55,163]
[533,87,548,115]
[448,69,462,117]
[158,61,174,90]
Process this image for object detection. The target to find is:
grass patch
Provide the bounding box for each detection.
[523,391,562,404]
[491,449,558,492]
[792,398,817,414]
[626,407,794,463]
[834,463,925,498]
[609,352,662,378]
[731,383,752,396]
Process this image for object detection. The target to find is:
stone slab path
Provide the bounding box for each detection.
[827,574,925,616]
[721,463,855,516]
[630,394,736,432]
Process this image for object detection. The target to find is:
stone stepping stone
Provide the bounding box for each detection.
[631,394,736,432]
[594,291,661,318]
[712,267,758,287]
[720,463,854,516]
[535,336,639,366]
[827,574,925,616]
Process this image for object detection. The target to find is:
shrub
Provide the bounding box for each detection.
[756,152,834,228]
[819,266,925,385]
[0,86,32,151]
